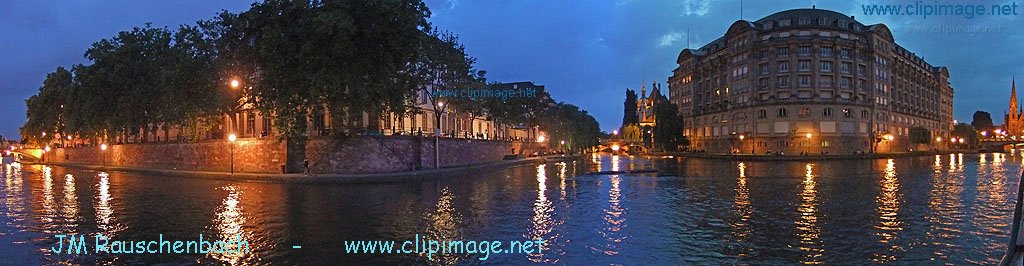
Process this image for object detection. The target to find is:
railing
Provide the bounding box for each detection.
[1000,170,1024,266]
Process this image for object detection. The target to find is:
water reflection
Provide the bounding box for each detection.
[423,187,462,265]
[611,155,620,172]
[797,163,823,264]
[208,185,252,265]
[94,172,123,238]
[595,172,626,256]
[61,173,79,232]
[528,164,558,263]
[732,162,752,258]
[872,159,902,263]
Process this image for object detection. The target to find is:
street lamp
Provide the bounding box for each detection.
[230,79,240,89]
[805,133,812,154]
[433,101,446,169]
[738,134,747,154]
[100,144,108,168]
[228,134,237,174]
[537,135,546,143]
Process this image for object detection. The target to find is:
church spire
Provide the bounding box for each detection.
[1013,77,1019,116]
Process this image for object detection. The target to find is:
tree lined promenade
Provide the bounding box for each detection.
[21,0,601,171]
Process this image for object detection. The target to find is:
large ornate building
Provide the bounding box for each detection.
[668,8,954,154]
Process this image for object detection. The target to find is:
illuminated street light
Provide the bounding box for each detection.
[739,135,745,140]
[611,144,620,151]
[437,102,444,108]
[228,133,237,174]
[537,135,546,143]
[958,138,965,144]
[230,79,240,89]
[982,131,988,137]
[936,137,942,142]
[101,143,108,168]
[885,134,894,141]
[44,146,50,152]
[612,130,618,135]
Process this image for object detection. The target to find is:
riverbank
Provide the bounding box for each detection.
[24,155,579,184]
[653,149,986,161]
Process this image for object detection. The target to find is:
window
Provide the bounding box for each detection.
[822,140,831,147]
[777,47,790,57]
[861,110,870,118]
[823,108,834,117]
[778,108,788,117]
[841,77,852,88]
[777,76,789,87]
[799,17,810,25]
[798,60,811,71]
[779,19,791,26]
[840,48,852,59]
[858,65,867,75]
[840,62,852,73]
[759,78,770,88]
[799,107,810,118]
[758,109,767,118]
[798,45,811,56]
[820,46,834,56]
[760,63,770,74]
[843,108,852,117]
[246,112,256,135]
[799,75,811,87]
[778,61,789,72]
[821,61,833,72]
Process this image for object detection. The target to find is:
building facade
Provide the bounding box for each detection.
[668,8,954,154]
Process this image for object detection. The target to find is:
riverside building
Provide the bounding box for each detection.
[668,8,954,154]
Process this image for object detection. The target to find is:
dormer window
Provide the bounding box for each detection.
[799,17,810,25]
[780,19,792,26]
[763,21,774,30]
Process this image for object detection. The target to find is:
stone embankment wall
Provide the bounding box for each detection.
[49,136,535,174]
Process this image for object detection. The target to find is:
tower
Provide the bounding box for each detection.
[1007,78,1021,135]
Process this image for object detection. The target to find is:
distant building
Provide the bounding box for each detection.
[1004,79,1023,136]
[668,8,954,154]
[637,82,660,128]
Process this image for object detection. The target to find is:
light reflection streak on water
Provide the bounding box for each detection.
[558,162,567,200]
[927,153,966,260]
[594,171,626,257]
[423,187,461,265]
[732,162,752,257]
[40,166,56,226]
[871,159,902,263]
[970,153,1011,264]
[94,172,122,237]
[797,163,823,265]
[3,163,25,227]
[208,185,250,265]
[611,155,620,172]
[529,164,557,263]
[61,173,79,232]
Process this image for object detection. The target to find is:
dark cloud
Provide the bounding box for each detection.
[2,0,1021,138]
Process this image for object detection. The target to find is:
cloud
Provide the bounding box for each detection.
[658,31,684,47]
[683,0,711,16]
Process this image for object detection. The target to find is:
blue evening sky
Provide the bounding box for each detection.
[2,0,1022,139]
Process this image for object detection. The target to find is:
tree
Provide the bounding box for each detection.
[971,111,994,133]
[952,123,980,148]
[621,89,638,128]
[652,93,684,151]
[539,103,601,154]
[908,126,931,145]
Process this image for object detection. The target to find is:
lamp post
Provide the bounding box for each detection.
[433,101,446,169]
[738,134,746,154]
[228,134,237,174]
[885,134,895,153]
[805,133,812,154]
[100,144,108,168]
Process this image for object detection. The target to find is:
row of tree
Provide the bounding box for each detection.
[22,0,602,168]
[619,88,687,151]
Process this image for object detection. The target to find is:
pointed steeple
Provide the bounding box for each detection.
[1013,77,1019,118]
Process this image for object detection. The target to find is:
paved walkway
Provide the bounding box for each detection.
[26,155,579,184]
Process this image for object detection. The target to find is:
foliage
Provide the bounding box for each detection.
[621,89,638,128]
[952,123,980,147]
[908,126,931,145]
[538,103,601,153]
[971,111,994,133]
[652,92,685,151]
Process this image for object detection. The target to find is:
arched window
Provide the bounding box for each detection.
[823,108,834,117]
[778,108,788,117]
[758,109,768,118]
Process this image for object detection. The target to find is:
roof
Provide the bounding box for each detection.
[755,8,854,24]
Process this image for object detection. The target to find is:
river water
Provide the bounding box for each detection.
[0,153,1019,265]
